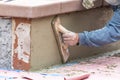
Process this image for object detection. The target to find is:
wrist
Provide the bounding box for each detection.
[76,33,79,46]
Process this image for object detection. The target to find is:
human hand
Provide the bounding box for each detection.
[82,0,96,9]
[62,31,79,46]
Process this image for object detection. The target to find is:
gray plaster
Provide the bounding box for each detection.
[0,18,12,69]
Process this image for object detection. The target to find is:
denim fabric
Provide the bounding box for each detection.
[79,5,120,47]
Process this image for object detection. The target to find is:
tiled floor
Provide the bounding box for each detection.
[39,50,120,80]
[0,69,65,80]
[0,50,120,80]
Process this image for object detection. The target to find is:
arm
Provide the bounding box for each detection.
[79,8,120,47]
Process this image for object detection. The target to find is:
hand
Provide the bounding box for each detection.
[62,31,79,46]
[82,0,96,9]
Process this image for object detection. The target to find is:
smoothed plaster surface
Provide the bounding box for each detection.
[31,17,61,70]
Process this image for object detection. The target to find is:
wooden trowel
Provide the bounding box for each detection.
[51,16,70,63]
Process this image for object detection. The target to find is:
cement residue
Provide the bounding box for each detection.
[37,49,120,77]
[78,49,120,62]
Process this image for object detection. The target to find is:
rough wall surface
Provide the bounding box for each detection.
[0,18,12,69]
[12,18,31,71]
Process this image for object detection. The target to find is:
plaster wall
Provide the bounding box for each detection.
[30,7,120,70]
[31,17,61,70]
[59,7,119,60]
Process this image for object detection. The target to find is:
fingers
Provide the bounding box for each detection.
[63,32,73,38]
[63,32,76,40]
[63,35,75,41]
[63,37,73,41]
[62,32,79,46]
[64,41,75,46]
[62,33,72,46]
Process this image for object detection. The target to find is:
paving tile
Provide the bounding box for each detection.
[31,2,61,18]
[0,4,31,18]
[38,50,120,80]
[0,0,105,18]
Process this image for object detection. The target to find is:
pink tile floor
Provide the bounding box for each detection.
[0,50,120,80]
[40,50,120,80]
[0,69,65,80]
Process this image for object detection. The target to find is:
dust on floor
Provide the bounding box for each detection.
[38,50,120,80]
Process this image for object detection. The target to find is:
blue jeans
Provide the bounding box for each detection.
[79,5,120,47]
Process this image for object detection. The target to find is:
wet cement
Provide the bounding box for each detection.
[31,17,61,70]
[30,6,120,70]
